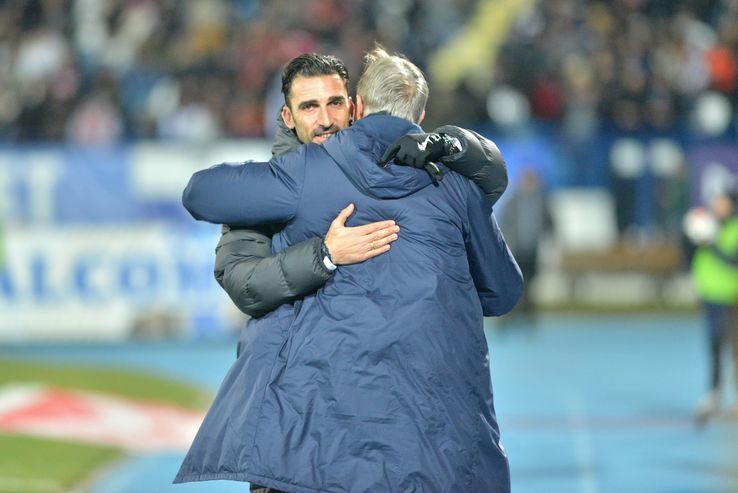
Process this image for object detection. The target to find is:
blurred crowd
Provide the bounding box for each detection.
[1,0,737,144]
[493,0,738,137]
[0,0,473,144]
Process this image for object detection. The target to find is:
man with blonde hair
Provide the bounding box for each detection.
[177,46,522,492]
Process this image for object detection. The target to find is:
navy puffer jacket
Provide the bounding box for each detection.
[176,114,523,492]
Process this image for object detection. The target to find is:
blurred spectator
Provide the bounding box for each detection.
[65,92,123,144]
[687,186,738,424]
[500,168,552,323]
[156,75,222,141]
[65,70,123,145]
[653,142,689,239]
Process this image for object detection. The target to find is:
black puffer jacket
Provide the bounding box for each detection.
[214,224,332,319]
[215,118,508,318]
[436,125,508,204]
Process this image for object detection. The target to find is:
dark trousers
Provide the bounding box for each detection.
[703,301,738,390]
[517,253,536,314]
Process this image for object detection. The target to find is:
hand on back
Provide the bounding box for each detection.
[323,203,399,265]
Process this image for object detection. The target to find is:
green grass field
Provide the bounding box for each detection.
[0,359,211,493]
[0,434,119,493]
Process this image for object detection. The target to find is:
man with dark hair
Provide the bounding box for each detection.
[176,47,521,492]
[279,53,350,146]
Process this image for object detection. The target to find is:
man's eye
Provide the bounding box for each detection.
[330,100,343,106]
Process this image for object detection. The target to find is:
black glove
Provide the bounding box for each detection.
[381,132,460,186]
[380,132,457,168]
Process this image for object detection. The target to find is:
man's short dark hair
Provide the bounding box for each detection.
[281,53,350,107]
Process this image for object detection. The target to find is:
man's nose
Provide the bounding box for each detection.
[316,105,331,127]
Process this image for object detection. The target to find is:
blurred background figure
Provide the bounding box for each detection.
[500,167,551,325]
[686,186,738,424]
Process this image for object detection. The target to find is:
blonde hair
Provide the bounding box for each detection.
[356,45,428,122]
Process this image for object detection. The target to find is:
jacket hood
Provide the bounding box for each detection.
[321,114,433,199]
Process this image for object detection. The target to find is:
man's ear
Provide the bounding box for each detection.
[348,97,355,123]
[281,105,296,130]
[418,109,425,125]
[354,95,364,120]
